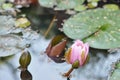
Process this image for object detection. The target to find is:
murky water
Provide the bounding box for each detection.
[0,33,120,80]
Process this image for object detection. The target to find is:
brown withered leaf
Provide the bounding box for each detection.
[50,39,67,57]
[45,34,67,63]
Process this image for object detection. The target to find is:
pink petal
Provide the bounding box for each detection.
[84,43,89,58]
[72,40,84,48]
[70,45,82,64]
[78,50,83,66]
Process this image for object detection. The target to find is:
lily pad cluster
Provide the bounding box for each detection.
[0,7,36,57]
[0,14,32,57]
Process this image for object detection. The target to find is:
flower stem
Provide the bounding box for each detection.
[63,67,74,77]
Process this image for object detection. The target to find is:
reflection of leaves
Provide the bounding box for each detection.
[20,70,32,80]
[0,55,14,64]
[0,34,26,57]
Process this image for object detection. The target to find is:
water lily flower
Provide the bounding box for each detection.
[64,40,89,77]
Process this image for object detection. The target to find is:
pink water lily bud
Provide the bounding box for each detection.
[65,40,89,67]
[63,40,89,77]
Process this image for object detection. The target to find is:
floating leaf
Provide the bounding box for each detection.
[39,0,84,10]
[56,0,84,10]
[2,3,13,10]
[87,0,99,2]
[103,4,119,11]
[0,15,15,35]
[108,59,120,80]
[87,2,98,8]
[0,34,26,57]
[74,5,87,11]
[15,18,31,28]
[63,9,120,49]
[38,0,56,8]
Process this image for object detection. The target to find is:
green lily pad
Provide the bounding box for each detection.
[87,0,99,2]
[15,18,31,28]
[56,0,84,10]
[109,69,120,80]
[63,9,120,49]
[2,3,13,10]
[74,5,87,11]
[103,4,119,11]
[87,2,98,8]
[38,0,56,8]
[108,60,120,80]
[39,0,84,10]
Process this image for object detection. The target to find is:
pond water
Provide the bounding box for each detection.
[0,33,120,80]
[0,3,120,80]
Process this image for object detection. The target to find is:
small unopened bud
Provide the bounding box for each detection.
[19,51,31,70]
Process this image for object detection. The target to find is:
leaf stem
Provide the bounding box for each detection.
[44,15,56,37]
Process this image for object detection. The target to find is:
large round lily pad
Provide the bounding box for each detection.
[63,9,120,49]
[39,0,84,10]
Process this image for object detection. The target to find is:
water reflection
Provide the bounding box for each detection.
[20,70,32,80]
[67,76,71,80]
[0,34,120,80]
[0,10,120,79]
